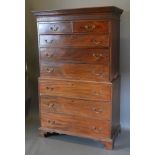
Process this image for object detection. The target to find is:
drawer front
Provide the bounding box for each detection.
[40,113,111,139]
[39,35,109,48]
[39,79,112,101]
[40,48,109,64]
[40,96,112,120]
[40,63,109,81]
[38,22,72,34]
[73,20,109,33]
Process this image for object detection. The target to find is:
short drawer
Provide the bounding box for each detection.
[39,34,109,48]
[73,20,110,33]
[40,48,109,64]
[40,113,111,139]
[38,22,72,34]
[39,78,112,101]
[40,63,109,81]
[40,96,112,120]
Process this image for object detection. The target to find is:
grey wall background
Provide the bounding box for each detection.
[25,0,130,129]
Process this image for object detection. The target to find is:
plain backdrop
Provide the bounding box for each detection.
[25,0,130,129]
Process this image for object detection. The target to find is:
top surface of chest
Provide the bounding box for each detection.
[33,6,123,21]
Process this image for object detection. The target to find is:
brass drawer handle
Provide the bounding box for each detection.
[92,126,97,130]
[45,39,54,43]
[46,87,54,91]
[93,53,103,60]
[48,103,55,108]
[92,126,103,133]
[45,53,53,58]
[48,103,56,112]
[46,67,54,73]
[92,70,105,78]
[49,25,59,31]
[95,73,102,76]
[48,120,56,125]
[92,39,102,45]
[45,53,50,57]
[84,24,96,32]
[92,107,103,113]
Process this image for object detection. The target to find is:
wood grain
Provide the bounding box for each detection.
[33,6,123,16]
[39,34,109,48]
[39,78,112,101]
[40,112,111,139]
[39,48,109,64]
[38,22,72,34]
[40,96,112,120]
[40,63,109,81]
[73,20,110,33]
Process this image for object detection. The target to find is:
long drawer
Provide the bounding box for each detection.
[40,63,109,81]
[40,113,111,139]
[39,78,112,101]
[40,96,112,120]
[39,34,109,48]
[39,48,109,64]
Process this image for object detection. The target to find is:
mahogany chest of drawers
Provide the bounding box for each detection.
[33,6,123,150]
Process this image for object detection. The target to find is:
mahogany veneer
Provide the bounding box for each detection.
[33,6,123,150]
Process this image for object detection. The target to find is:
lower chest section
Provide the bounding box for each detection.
[39,79,112,140]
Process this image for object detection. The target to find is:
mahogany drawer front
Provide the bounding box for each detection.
[39,35,109,48]
[73,20,110,33]
[40,113,111,139]
[40,63,109,81]
[40,48,109,64]
[40,96,112,120]
[39,78,112,101]
[38,22,72,34]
